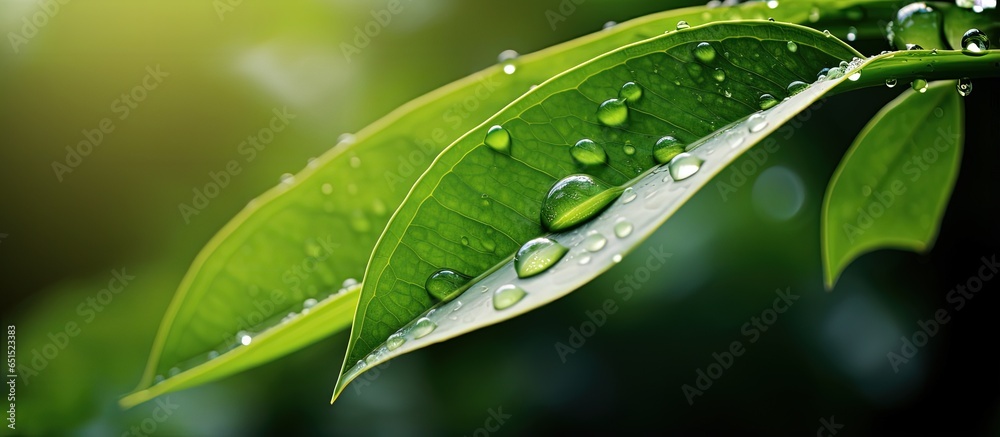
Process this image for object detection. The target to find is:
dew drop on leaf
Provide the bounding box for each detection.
[583,231,607,252]
[424,268,472,301]
[759,93,779,109]
[786,41,798,53]
[693,42,717,62]
[668,153,704,181]
[409,317,437,339]
[613,219,634,238]
[540,174,623,231]
[747,113,768,133]
[514,237,569,278]
[885,78,897,88]
[711,68,726,82]
[911,78,928,93]
[620,81,643,102]
[652,136,685,164]
[570,139,608,166]
[597,98,628,127]
[386,332,405,351]
[786,80,808,95]
[492,285,527,310]
[484,125,511,154]
[676,20,690,30]
[961,28,989,55]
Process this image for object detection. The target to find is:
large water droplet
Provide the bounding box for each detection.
[889,3,942,50]
[786,81,808,95]
[424,269,471,301]
[747,113,768,133]
[597,98,628,127]
[676,20,690,30]
[492,285,527,310]
[885,78,897,88]
[570,139,608,166]
[623,143,636,155]
[962,28,989,55]
[583,231,607,252]
[621,187,636,204]
[620,82,643,102]
[786,41,798,53]
[409,317,436,339]
[957,77,973,96]
[667,153,704,181]
[759,93,779,110]
[848,70,861,81]
[693,42,717,62]
[540,175,623,231]
[911,78,928,93]
[614,219,633,238]
[484,125,511,154]
[514,237,568,278]
[653,136,685,164]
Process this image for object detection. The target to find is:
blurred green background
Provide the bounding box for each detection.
[1,0,998,435]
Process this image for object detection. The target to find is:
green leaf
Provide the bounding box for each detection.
[822,80,964,289]
[336,21,863,399]
[129,0,889,405]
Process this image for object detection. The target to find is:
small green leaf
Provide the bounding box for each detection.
[822,80,964,289]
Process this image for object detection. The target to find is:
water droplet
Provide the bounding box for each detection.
[239,332,252,346]
[890,3,942,50]
[848,71,861,81]
[280,173,295,184]
[540,174,623,231]
[823,29,832,37]
[613,219,633,238]
[847,26,858,42]
[653,136,685,164]
[342,278,359,289]
[484,125,511,154]
[711,68,726,82]
[786,81,808,95]
[747,113,769,133]
[303,298,318,309]
[620,82,643,102]
[597,98,628,127]
[480,193,492,207]
[623,144,636,155]
[321,183,333,195]
[570,139,608,166]
[409,317,436,339]
[424,269,471,301]
[693,42,717,62]
[461,236,470,246]
[612,254,623,263]
[168,367,180,377]
[759,93,778,110]
[207,351,220,359]
[809,7,821,22]
[603,21,617,30]
[957,77,973,96]
[492,285,527,310]
[621,187,637,204]
[337,133,355,145]
[583,231,607,252]
[386,332,405,350]
[514,237,568,278]
[723,89,732,98]
[766,0,778,8]
[905,43,924,50]
[817,68,830,79]
[962,28,989,55]
[911,78,928,93]
[667,153,704,181]
[885,78,897,88]
[676,20,690,30]
[786,41,798,53]
[578,256,591,265]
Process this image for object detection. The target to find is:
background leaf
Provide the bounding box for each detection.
[822,80,964,288]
